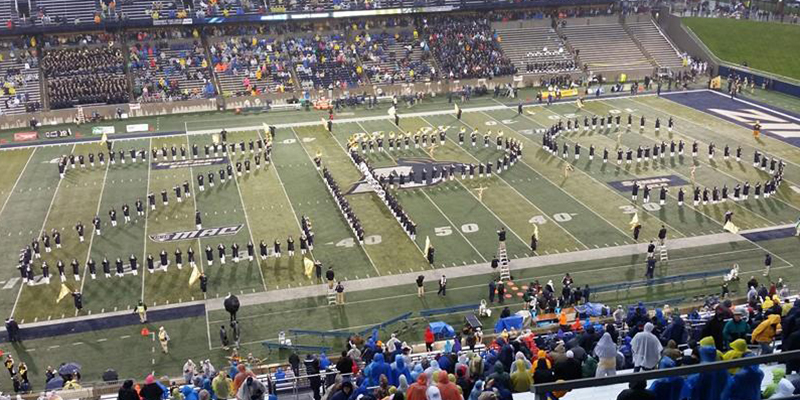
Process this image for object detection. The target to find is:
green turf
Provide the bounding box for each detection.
[2,91,800,392]
[683,17,800,81]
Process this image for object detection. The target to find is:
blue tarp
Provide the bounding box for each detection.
[494,315,524,333]
[574,302,607,317]
[429,322,455,338]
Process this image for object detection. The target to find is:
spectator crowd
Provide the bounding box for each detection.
[42,45,129,109]
[422,16,515,80]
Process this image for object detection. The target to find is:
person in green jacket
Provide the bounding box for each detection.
[213,372,233,400]
[722,310,751,349]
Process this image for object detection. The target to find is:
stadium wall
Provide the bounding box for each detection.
[657,10,800,98]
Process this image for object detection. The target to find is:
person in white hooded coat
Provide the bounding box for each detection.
[631,322,663,372]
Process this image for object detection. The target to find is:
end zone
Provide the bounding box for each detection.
[662,89,800,148]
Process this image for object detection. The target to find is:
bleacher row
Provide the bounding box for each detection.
[0,17,684,111]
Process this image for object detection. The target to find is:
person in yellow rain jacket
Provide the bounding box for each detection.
[752,314,781,355]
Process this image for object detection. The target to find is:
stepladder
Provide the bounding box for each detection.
[659,244,669,262]
[498,244,511,282]
[327,288,337,305]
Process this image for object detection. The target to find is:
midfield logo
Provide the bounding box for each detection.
[347,157,463,194]
[149,225,243,242]
[152,157,228,170]
[608,175,688,192]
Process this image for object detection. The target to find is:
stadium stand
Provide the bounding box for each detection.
[355,28,435,84]
[208,27,296,97]
[423,15,516,79]
[34,0,98,25]
[127,29,216,102]
[287,33,363,90]
[495,26,577,74]
[626,20,685,69]
[0,37,42,115]
[560,22,651,73]
[109,0,191,21]
[41,34,130,109]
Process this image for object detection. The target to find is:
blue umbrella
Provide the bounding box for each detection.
[58,362,81,376]
[45,376,64,391]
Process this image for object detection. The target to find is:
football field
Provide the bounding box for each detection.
[2,90,800,322]
[1,89,799,385]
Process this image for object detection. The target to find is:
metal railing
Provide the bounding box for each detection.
[531,349,800,400]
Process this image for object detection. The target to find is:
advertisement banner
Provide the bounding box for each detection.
[44,129,72,139]
[91,126,115,135]
[126,124,149,133]
[13,131,38,142]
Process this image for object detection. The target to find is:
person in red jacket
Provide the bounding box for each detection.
[425,327,435,352]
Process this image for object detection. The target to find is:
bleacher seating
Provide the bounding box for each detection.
[355,29,435,84]
[0,38,42,115]
[42,35,130,109]
[560,23,651,73]
[424,15,516,79]
[626,21,685,69]
[105,0,190,21]
[128,32,216,103]
[286,34,362,90]
[496,26,577,74]
[34,0,98,25]
[209,35,295,97]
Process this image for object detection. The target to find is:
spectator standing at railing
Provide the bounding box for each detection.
[752,314,781,355]
[722,310,750,349]
[212,372,232,400]
[631,323,662,372]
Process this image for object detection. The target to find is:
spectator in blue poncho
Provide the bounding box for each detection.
[649,357,684,400]
[369,353,392,387]
[410,364,423,381]
[437,354,453,373]
[681,343,730,400]
[320,352,331,370]
[181,384,199,400]
[498,341,514,371]
[721,356,764,400]
[661,315,687,346]
[391,355,412,387]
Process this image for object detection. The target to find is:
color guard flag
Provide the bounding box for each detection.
[424,236,431,255]
[629,213,639,230]
[189,265,200,287]
[304,258,314,278]
[723,221,740,234]
[57,284,71,303]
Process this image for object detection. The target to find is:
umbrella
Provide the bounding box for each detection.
[224,295,240,314]
[58,362,81,376]
[45,376,64,391]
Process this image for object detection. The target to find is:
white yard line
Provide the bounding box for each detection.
[223,139,269,292]
[491,109,687,239]
[77,143,114,310]
[528,104,773,229]
[624,97,800,198]
[0,92,681,152]
[254,128,317,262]
[10,144,76,317]
[181,134,213,350]
[140,138,153,302]
[0,148,36,219]
[349,121,427,258]
[418,116,589,251]
[289,126,382,277]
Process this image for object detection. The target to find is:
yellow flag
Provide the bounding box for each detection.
[533,224,539,240]
[189,265,200,287]
[304,258,314,279]
[424,236,431,255]
[57,284,71,303]
[100,132,108,145]
[212,133,220,145]
[723,221,740,234]
[629,213,639,231]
